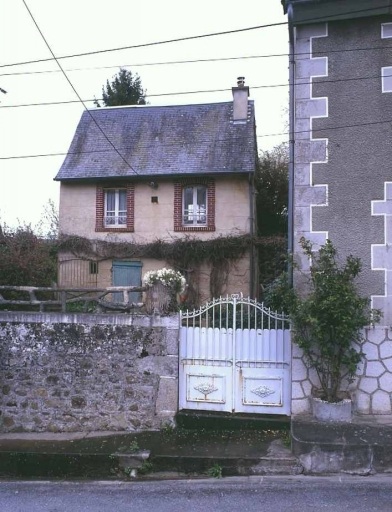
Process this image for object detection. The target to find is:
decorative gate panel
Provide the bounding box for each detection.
[179,295,291,415]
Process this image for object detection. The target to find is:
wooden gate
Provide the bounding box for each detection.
[179,294,291,415]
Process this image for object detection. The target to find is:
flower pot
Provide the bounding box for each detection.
[311,396,352,423]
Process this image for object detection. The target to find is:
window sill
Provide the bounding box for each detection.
[95,227,134,233]
[174,225,215,232]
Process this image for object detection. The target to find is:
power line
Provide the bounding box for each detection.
[0,22,286,70]
[2,3,391,71]
[3,71,392,109]
[2,40,392,78]
[0,54,287,77]
[22,0,141,178]
[2,115,392,161]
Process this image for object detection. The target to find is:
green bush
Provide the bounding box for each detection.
[267,238,381,403]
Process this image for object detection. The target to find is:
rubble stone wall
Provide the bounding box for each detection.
[0,312,179,433]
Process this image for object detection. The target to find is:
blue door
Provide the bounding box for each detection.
[112,261,142,303]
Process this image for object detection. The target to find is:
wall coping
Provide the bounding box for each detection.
[0,311,180,328]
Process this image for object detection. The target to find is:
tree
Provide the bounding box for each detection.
[255,143,288,236]
[94,68,147,107]
[35,199,59,240]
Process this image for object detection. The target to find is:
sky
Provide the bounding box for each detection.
[0,0,289,230]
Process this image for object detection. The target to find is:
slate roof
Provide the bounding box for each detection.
[55,101,256,181]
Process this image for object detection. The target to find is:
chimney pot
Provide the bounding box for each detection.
[237,76,245,87]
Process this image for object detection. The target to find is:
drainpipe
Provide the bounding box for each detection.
[248,171,256,298]
[287,2,295,287]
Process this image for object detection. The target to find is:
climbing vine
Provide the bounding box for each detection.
[58,234,285,303]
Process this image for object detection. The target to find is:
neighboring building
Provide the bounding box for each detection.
[55,78,258,304]
[282,0,392,414]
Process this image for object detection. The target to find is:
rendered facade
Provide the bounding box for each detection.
[282,0,392,414]
[55,80,258,304]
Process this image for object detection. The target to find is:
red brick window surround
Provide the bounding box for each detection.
[174,178,215,232]
[95,183,134,232]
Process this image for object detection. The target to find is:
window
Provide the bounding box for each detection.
[89,261,98,274]
[183,185,207,225]
[174,179,215,232]
[95,183,134,232]
[105,189,127,226]
[382,67,392,93]
[381,23,392,39]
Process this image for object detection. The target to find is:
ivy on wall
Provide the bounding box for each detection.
[58,234,286,303]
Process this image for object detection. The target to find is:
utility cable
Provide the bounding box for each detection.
[2,71,392,109]
[0,22,286,70]
[2,3,391,70]
[21,0,141,177]
[2,115,392,161]
[2,40,392,78]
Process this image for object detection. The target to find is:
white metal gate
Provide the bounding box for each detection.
[179,294,291,415]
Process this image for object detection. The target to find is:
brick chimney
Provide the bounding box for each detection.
[232,76,249,123]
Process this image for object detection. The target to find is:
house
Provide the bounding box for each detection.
[55,78,258,305]
[281,0,392,414]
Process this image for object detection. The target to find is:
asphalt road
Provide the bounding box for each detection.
[2,475,392,511]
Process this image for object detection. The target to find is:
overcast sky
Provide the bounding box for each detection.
[0,0,288,229]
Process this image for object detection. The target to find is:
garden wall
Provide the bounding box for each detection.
[292,326,392,416]
[0,312,179,433]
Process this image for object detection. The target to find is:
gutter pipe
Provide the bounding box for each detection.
[287,2,295,287]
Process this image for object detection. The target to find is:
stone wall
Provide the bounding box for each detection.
[291,326,392,415]
[0,312,179,433]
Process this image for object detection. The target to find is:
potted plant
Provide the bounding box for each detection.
[266,237,381,421]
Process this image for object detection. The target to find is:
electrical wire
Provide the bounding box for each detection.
[1,3,391,70]
[0,22,286,70]
[21,0,141,177]
[3,70,392,109]
[1,2,390,161]
[1,40,392,78]
[2,114,392,161]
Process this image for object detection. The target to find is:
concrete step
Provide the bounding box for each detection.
[148,439,301,478]
[0,428,300,479]
[292,414,392,475]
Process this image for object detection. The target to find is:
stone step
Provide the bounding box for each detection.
[0,428,300,479]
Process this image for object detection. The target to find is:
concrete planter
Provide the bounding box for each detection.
[311,396,352,422]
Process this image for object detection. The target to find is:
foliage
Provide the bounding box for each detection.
[35,199,59,240]
[0,224,57,286]
[94,68,147,107]
[59,234,258,305]
[255,143,288,236]
[143,268,186,293]
[138,461,153,475]
[258,235,287,293]
[207,463,223,478]
[267,238,381,403]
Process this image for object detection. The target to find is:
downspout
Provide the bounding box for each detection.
[287,2,295,287]
[248,171,255,298]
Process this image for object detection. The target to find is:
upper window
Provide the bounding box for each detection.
[95,184,134,232]
[381,23,392,39]
[382,67,392,93]
[183,185,207,225]
[105,189,127,226]
[174,179,215,232]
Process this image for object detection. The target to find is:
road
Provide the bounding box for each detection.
[1,475,392,511]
